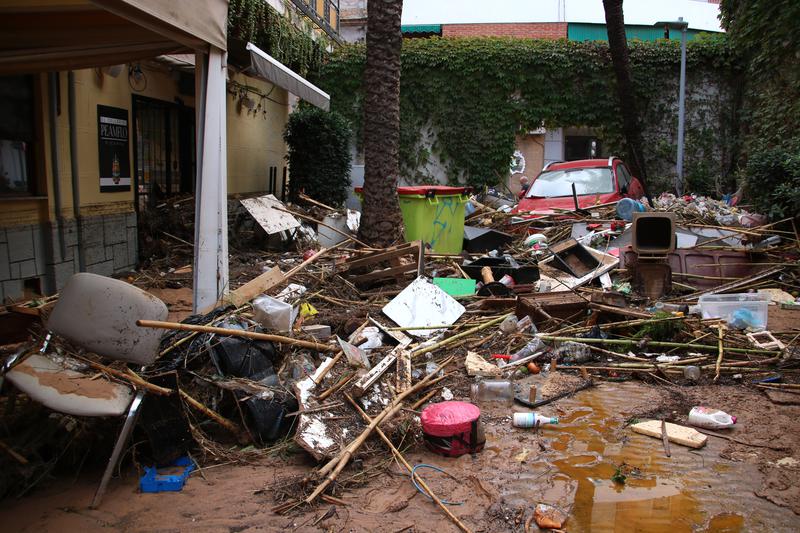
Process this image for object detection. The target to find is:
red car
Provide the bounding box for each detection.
[514,157,644,215]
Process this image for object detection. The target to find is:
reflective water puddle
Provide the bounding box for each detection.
[485,381,794,532]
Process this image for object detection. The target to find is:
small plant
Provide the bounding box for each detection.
[283,106,352,207]
[611,464,627,485]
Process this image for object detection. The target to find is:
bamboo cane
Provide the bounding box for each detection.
[137,320,336,352]
[411,314,511,359]
[73,355,173,396]
[538,335,779,355]
[179,389,245,440]
[306,357,453,503]
[344,394,473,533]
[714,325,725,382]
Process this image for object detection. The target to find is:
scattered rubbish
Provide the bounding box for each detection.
[462,255,540,284]
[688,406,737,429]
[239,194,301,236]
[462,225,514,252]
[252,295,297,333]
[139,456,195,493]
[510,337,545,363]
[512,412,559,428]
[420,401,484,457]
[549,238,601,278]
[699,293,769,329]
[432,277,476,297]
[616,197,646,221]
[470,380,514,405]
[4,170,800,530]
[746,331,786,350]
[632,212,676,255]
[410,464,464,505]
[533,503,568,530]
[631,420,708,448]
[465,351,503,377]
[382,276,465,337]
[553,341,596,364]
[499,314,519,333]
[337,337,371,369]
[301,324,331,341]
[477,265,512,297]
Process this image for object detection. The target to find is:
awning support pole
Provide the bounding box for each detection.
[192,46,229,312]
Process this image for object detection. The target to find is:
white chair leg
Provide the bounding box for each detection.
[90,390,145,509]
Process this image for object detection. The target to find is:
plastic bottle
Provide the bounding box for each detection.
[687,406,737,429]
[553,341,594,364]
[653,302,690,314]
[470,380,514,405]
[512,412,559,428]
[499,315,519,334]
[510,337,545,363]
[683,365,701,381]
[616,198,646,221]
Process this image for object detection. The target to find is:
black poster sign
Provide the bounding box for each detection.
[97,105,131,192]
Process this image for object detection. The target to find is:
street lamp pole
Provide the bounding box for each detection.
[655,17,690,196]
[676,17,687,196]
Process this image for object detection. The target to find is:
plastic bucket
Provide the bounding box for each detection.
[356,186,471,253]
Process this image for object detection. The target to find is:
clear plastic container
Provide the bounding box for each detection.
[698,293,768,329]
[470,380,514,405]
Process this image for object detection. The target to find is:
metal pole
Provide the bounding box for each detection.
[676,18,687,196]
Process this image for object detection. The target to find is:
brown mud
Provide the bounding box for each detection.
[1,379,798,532]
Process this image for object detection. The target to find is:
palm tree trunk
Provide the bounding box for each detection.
[603,0,651,199]
[358,0,405,247]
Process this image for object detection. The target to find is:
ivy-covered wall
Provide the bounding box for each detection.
[315,35,743,194]
[228,0,326,78]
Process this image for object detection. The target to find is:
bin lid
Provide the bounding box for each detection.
[354,186,470,196]
[420,401,480,437]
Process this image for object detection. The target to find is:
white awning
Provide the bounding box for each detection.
[245,42,330,111]
[0,0,229,74]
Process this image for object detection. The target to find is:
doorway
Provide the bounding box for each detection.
[132,95,195,211]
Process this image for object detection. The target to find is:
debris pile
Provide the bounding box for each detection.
[2,190,800,530]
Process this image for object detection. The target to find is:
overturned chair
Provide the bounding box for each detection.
[4,273,168,507]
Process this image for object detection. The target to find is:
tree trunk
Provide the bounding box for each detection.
[602,0,651,200]
[358,0,404,247]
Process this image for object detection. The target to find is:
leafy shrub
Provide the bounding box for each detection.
[745,147,800,219]
[283,106,352,207]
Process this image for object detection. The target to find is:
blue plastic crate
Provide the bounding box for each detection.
[139,456,195,493]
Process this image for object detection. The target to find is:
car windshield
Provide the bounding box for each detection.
[526,168,614,198]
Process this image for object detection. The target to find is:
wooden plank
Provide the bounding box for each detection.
[347,262,418,284]
[226,266,285,307]
[631,419,707,448]
[341,241,420,271]
[353,353,397,397]
[395,349,412,392]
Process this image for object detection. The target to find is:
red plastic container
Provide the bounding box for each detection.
[420,401,485,457]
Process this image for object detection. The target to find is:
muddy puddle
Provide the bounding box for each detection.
[415,380,799,532]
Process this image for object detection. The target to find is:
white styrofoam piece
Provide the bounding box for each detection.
[382,276,465,337]
[240,194,300,235]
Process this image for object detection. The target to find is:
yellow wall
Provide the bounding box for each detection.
[2,61,290,228]
[226,71,289,196]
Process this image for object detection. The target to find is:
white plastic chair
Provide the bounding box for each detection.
[4,273,168,507]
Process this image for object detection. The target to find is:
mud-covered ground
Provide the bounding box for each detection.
[1,374,799,533]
